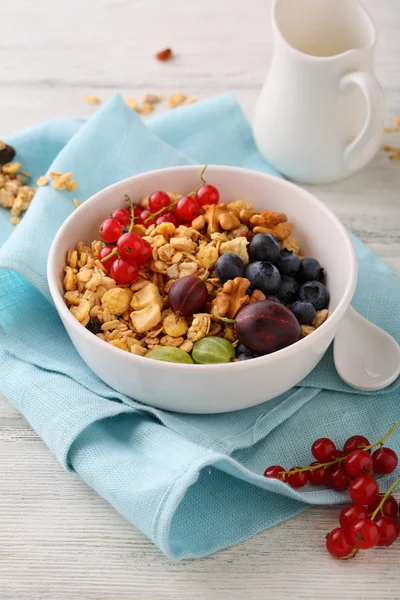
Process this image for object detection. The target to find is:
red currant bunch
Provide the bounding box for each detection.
[263,423,400,560]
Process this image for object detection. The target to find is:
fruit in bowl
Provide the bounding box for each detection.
[47,165,357,413]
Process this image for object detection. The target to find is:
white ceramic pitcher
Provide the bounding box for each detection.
[254,0,384,184]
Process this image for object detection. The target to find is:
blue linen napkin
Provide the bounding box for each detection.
[0,93,399,560]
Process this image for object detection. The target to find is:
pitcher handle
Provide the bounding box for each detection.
[340,71,384,172]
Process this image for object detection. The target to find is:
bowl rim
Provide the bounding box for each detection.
[47,164,358,372]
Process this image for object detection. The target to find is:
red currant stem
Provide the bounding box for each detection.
[201,262,210,281]
[127,196,135,233]
[339,548,359,561]
[281,423,398,478]
[100,247,119,263]
[143,198,179,223]
[370,477,400,521]
[199,164,208,185]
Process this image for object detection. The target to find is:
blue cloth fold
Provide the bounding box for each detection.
[0,93,399,559]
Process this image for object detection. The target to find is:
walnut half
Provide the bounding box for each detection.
[211,277,265,319]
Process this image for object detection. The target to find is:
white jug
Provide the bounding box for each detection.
[254,0,384,184]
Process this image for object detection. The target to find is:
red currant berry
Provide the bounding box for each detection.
[195,184,219,207]
[135,239,152,266]
[349,475,379,505]
[117,232,144,261]
[375,515,400,546]
[141,209,156,226]
[344,435,370,454]
[372,447,398,475]
[287,466,309,488]
[263,465,285,481]
[339,504,368,529]
[332,449,346,459]
[326,527,354,558]
[368,494,399,519]
[175,196,201,221]
[311,438,336,462]
[99,218,123,243]
[99,245,118,271]
[329,465,352,491]
[308,461,328,486]
[345,449,374,478]
[148,191,171,214]
[349,518,380,549]
[156,211,181,226]
[112,208,131,227]
[110,258,139,285]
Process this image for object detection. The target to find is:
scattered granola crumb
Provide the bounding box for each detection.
[384,145,394,152]
[125,97,138,110]
[36,175,49,187]
[140,102,155,115]
[9,216,20,225]
[155,48,173,61]
[73,198,82,208]
[393,116,400,126]
[142,93,164,105]
[84,95,101,105]
[384,126,398,133]
[0,141,5,151]
[185,97,197,105]
[389,154,400,161]
[168,92,187,109]
[50,171,77,191]
[2,162,21,175]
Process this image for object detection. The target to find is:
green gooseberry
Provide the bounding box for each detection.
[146,346,193,364]
[192,336,236,364]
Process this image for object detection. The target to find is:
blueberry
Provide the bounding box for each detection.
[86,317,103,334]
[299,281,329,310]
[290,301,316,325]
[299,257,323,281]
[276,275,299,304]
[215,253,245,283]
[276,249,300,275]
[249,233,280,263]
[237,344,257,361]
[245,261,281,295]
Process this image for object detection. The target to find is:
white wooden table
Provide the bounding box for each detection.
[1,1,399,598]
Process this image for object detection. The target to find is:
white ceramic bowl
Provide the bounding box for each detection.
[48,166,357,414]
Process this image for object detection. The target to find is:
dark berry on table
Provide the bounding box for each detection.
[368,495,399,519]
[276,275,299,305]
[215,253,245,283]
[245,261,281,295]
[168,276,208,317]
[299,280,329,310]
[110,258,139,285]
[99,218,123,243]
[287,467,309,488]
[0,143,16,165]
[375,516,400,546]
[345,449,374,477]
[175,196,201,221]
[339,504,369,529]
[299,257,323,282]
[235,300,301,355]
[344,435,371,455]
[85,317,103,335]
[308,462,329,486]
[276,249,300,275]
[329,465,351,491]
[248,233,280,263]
[311,438,336,462]
[349,518,379,549]
[112,208,131,227]
[236,343,257,361]
[372,447,398,474]
[148,191,171,214]
[290,301,316,325]
[195,184,219,207]
[263,465,285,481]
[349,475,379,505]
[326,527,354,558]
